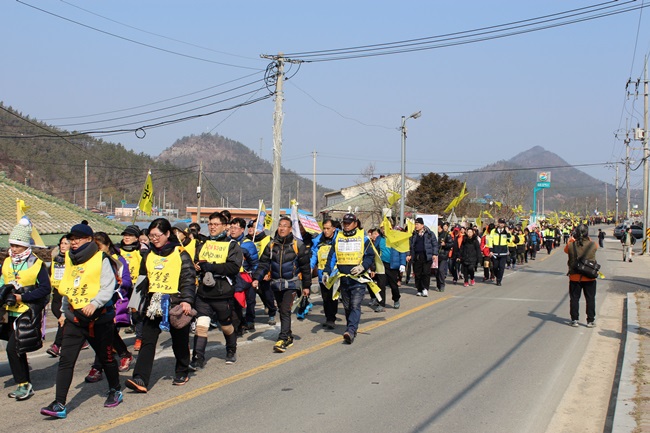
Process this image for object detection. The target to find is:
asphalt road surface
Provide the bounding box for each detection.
[0,237,613,433]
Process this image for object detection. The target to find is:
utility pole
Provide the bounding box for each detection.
[616,163,620,224]
[605,183,608,220]
[312,150,317,217]
[626,134,631,221]
[644,56,650,254]
[196,161,203,223]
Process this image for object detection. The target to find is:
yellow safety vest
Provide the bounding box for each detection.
[185,238,197,261]
[253,236,271,257]
[317,244,333,270]
[146,247,183,294]
[121,249,142,279]
[2,256,43,314]
[58,251,103,309]
[334,229,365,266]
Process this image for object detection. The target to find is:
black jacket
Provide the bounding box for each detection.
[437,230,453,261]
[459,235,481,267]
[254,232,311,290]
[194,237,242,300]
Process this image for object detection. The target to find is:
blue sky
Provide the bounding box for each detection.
[3,0,650,197]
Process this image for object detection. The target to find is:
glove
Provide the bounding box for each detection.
[350,265,365,276]
[322,273,329,285]
[399,265,406,273]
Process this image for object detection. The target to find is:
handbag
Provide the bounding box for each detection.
[573,242,600,279]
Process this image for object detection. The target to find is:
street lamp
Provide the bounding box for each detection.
[400,110,421,225]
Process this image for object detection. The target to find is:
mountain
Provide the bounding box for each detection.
[0,103,329,215]
[458,146,622,213]
[156,133,330,210]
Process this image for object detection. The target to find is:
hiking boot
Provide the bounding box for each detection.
[268,315,276,326]
[46,344,60,357]
[570,320,579,328]
[372,305,385,313]
[118,354,134,372]
[343,332,355,344]
[422,289,428,297]
[225,350,237,365]
[104,389,123,408]
[586,321,596,328]
[189,358,205,371]
[124,325,135,334]
[245,322,256,332]
[133,339,142,351]
[273,337,294,353]
[324,320,336,329]
[40,401,67,419]
[85,367,103,383]
[125,377,148,393]
[10,383,34,401]
[172,375,189,386]
[393,301,400,309]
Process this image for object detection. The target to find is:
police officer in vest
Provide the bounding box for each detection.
[487,218,511,286]
[310,218,340,329]
[252,217,311,353]
[322,213,374,344]
[191,212,242,369]
[41,223,122,419]
[1,221,51,402]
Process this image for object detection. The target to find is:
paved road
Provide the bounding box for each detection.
[0,230,618,433]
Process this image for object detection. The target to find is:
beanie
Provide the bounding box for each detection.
[9,221,32,247]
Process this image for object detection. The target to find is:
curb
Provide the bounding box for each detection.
[612,292,639,433]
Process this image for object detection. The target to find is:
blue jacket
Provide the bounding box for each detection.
[375,235,391,263]
[409,226,439,262]
[388,248,407,270]
[310,229,338,281]
[230,232,259,292]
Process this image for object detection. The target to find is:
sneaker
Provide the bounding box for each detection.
[172,375,189,386]
[343,332,355,344]
[40,401,67,419]
[439,286,445,292]
[125,377,148,393]
[273,337,294,353]
[10,383,34,401]
[225,350,237,365]
[118,354,134,372]
[586,321,596,328]
[81,341,90,350]
[570,320,579,328]
[190,321,197,334]
[463,282,469,287]
[268,315,276,326]
[372,305,385,313]
[324,320,336,329]
[133,339,142,351]
[369,298,379,307]
[470,279,475,286]
[496,281,502,286]
[245,322,256,332]
[104,389,123,408]
[416,291,422,297]
[189,359,205,372]
[422,289,428,297]
[452,280,458,285]
[85,367,103,383]
[393,301,400,309]
[124,325,135,334]
[46,344,60,357]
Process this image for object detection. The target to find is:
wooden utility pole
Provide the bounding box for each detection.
[196,161,203,223]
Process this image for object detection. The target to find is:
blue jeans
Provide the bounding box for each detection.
[340,279,366,336]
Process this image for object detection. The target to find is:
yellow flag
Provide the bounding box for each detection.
[138,171,154,215]
[382,216,411,253]
[494,201,502,209]
[387,190,401,207]
[444,182,469,213]
[483,210,493,219]
[475,215,482,230]
[16,199,45,247]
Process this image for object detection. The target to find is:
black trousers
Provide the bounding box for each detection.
[569,280,597,322]
[371,273,387,306]
[413,254,432,291]
[131,315,190,387]
[435,259,449,290]
[51,291,64,346]
[57,318,120,404]
[320,282,339,322]
[461,263,475,282]
[258,280,277,317]
[92,327,130,371]
[384,265,401,301]
[194,296,236,362]
[4,316,30,384]
[492,256,507,283]
[274,290,297,341]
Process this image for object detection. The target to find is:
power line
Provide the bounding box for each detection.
[17,0,262,70]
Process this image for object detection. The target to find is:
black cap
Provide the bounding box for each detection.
[342,213,357,223]
[121,225,141,237]
[498,218,506,224]
[415,217,424,224]
[68,223,94,238]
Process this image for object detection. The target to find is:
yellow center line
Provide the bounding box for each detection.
[80,295,452,433]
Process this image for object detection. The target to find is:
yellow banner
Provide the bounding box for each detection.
[138,172,154,215]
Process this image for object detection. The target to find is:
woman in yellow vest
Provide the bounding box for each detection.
[40,223,123,419]
[125,218,196,393]
[46,235,70,358]
[120,224,144,350]
[0,221,51,401]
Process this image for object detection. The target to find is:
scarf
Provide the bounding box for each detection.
[9,247,32,265]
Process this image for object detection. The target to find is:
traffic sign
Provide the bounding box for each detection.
[536,182,550,188]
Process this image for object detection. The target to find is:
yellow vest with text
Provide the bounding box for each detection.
[198,240,230,264]
[317,243,333,270]
[2,256,43,314]
[334,229,365,266]
[121,249,142,280]
[185,238,197,261]
[58,251,103,309]
[146,247,183,294]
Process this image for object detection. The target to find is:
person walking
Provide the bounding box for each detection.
[622,227,635,262]
[487,218,511,286]
[125,218,196,393]
[564,224,598,327]
[311,219,340,327]
[459,227,481,287]
[435,222,453,292]
[407,217,439,297]
[597,229,605,248]
[46,235,69,357]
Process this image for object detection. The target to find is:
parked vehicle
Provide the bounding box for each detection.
[613,224,644,240]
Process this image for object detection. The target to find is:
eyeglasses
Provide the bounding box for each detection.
[208,222,224,227]
[149,232,166,240]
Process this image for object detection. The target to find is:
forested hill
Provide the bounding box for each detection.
[0,103,330,212]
